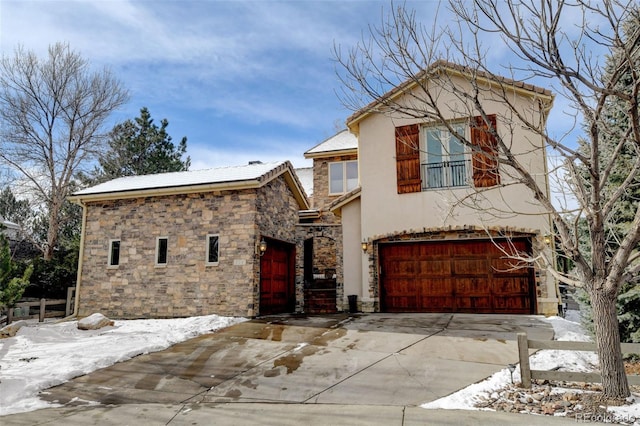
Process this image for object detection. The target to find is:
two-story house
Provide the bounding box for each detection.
[331,61,560,316]
[71,61,560,319]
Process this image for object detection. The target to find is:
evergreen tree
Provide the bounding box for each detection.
[0,231,32,308]
[607,9,640,343]
[88,107,190,184]
[575,8,640,343]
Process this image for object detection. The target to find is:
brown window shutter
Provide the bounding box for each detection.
[471,115,500,188]
[395,124,421,194]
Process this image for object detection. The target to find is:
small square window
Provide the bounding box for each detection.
[108,240,120,267]
[206,234,219,265]
[156,237,168,265]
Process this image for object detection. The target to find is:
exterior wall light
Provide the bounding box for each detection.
[361,241,368,252]
[258,238,267,256]
[543,234,553,245]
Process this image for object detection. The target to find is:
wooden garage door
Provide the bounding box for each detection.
[260,239,295,315]
[380,239,534,314]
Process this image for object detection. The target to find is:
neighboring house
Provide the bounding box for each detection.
[70,161,309,318]
[296,130,358,313]
[0,216,20,241]
[331,61,560,316]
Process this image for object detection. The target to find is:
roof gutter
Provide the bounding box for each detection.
[68,164,310,210]
[303,148,358,159]
[68,179,263,204]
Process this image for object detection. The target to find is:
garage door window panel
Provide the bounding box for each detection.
[453,258,487,275]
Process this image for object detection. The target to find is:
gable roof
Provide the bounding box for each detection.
[304,129,358,159]
[346,60,554,131]
[328,186,361,217]
[70,161,310,209]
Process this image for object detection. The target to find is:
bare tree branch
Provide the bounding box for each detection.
[0,43,128,259]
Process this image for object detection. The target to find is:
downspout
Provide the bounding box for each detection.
[540,97,562,311]
[61,199,87,320]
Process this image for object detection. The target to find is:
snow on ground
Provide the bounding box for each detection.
[422,311,640,422]
[0,315,246,416]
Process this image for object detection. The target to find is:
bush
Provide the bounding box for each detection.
[24,244,78,299]
[0,233,32,308]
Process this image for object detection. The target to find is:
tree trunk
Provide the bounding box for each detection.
[44,203,59,261]
[591,288,630,399]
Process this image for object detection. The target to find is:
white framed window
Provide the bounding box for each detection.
[421,123,470,189]
[108,239,120,267]
[206,234,219,265]
[329,160,358,195]
[156,237,168,266]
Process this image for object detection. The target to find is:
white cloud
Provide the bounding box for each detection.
[188,145,311,171]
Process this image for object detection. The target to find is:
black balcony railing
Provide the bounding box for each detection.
[422,160,469,189]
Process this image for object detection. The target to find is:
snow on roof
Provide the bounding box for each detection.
[73,161,288,197]
[0,216,19,230]
[304,130,357,157]
[294,167,313,197]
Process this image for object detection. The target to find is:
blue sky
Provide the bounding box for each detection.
[1,0,605,172]
[2,0,407,170]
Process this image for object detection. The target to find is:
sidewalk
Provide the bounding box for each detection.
[2,402,581,425]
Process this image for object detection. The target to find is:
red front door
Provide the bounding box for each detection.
[259,239,295,315]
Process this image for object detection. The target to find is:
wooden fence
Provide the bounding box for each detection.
[1,287,76,326]
[517,332,640,388]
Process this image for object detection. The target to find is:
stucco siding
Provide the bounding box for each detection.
[349,73,558,315]
[341,198,363,309]
[357,75,551,240]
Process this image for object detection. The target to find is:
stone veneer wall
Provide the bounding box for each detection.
[312,154,357,224]
[79,175,300,319]
[361,227,555,315]
[294,224,343,312]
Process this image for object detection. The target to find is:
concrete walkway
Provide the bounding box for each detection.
[2,313,579,425]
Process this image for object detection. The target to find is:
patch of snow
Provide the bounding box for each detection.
[422,312,640,421]
[0,315,246,416]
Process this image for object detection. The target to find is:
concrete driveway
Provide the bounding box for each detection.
[4,313,579,425]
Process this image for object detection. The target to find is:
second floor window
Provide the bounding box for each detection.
[329,160,358,195]
[395,115,500,194]
[422,123,469,189]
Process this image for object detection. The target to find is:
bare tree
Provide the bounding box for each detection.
[335,0,640,400]
[0,43,129,260]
